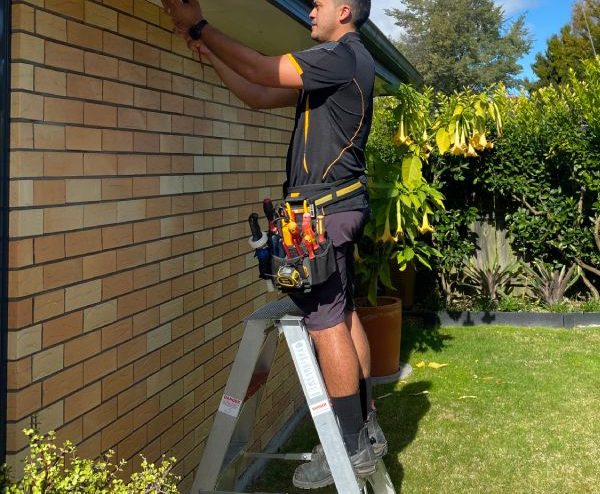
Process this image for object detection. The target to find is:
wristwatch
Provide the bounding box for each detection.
[189,19,209,40]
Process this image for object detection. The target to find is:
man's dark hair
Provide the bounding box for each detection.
[340,0,370,29]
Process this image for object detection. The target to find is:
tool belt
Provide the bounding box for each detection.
[269,178,366,293]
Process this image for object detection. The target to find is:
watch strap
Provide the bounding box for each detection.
[189,19,208,40]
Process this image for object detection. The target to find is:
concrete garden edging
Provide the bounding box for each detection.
[405,311,600,329]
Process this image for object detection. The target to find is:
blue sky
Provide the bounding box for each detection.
[370,0,576,82]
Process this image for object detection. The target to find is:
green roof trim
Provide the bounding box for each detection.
[264,0,422,86]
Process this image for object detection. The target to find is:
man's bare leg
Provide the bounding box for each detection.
[309,321,359,397]
[346,310,370,379]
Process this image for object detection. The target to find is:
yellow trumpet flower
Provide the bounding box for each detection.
[418,214,434,234]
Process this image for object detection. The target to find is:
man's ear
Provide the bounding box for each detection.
[338,4,353,24]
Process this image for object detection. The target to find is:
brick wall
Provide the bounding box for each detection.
[7,0,304,490]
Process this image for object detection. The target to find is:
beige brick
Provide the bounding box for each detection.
[117,199,146,222]
[9,179,33,208]
[83,251,117,279]
[45,41,83,72]
[34,124,65,150]
[11,63,34,91]
[12,33,44,64]
[147,366,171,398]
[8,299,33,331]
[101,411,133,451]
[46,0,84,20]
[64,230,100,258]
[84,300,117,332]
[134,1,159,24]
[66,178,101,203]
[64,331,101,366]
[85,1,117,30]
[34,290,65,323]
[65,382,101,422]
[159,134,183,153]
[65,280,102,311]
[103,81,133,106]
[147,323,171,352]
[147,111,171,132]
[8,238,33,268]
[84,103,117,127]
[32,345,64,381]
[83,348,117,384]
[44,205,84,233]
[118,60,147,85]
[104,31,133,59]
[83,202,117,228]
[7,325,41,360]
[10,122,33,149]
[42,364,83,406]
[33,179,65,206]
[118,13,146,40]
[83,397,117,437]
[11,92,44,120]
[35,10,67,41]
[67,20,102,50]
[102,364,133,400]
[102,271,133,301]
[9,266,43,297]
[42,312,81,347]
[102,130,133,152]
[67,74,102,100]
[134,87,160,110]
[84,153,117,176]
[117,108,146,130]
[7,384,41,421]
[102,224,133,249]
[66,127,102,152]
[12,3,34,31]
[34,233,65,263]
[44,97,83,124]
[43,258,82,289]
[9,209,44,238]
[84,52,118,79]
[133,132,160,152]
[44,151,83,176]
[134,41,160,67]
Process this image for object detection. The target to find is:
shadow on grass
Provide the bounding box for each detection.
[401,315,451,365]
[250,380,432,493]
[375,380,432,493]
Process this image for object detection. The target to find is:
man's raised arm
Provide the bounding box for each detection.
[163,0,305,90]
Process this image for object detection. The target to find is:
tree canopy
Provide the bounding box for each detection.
[386,0,531,93]
[530,0,600,89]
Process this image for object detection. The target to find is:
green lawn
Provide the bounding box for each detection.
[251,321,600,493]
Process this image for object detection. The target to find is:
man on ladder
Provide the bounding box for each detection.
[162,0,387,489]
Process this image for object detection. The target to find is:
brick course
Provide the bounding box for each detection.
[7,0,302,488]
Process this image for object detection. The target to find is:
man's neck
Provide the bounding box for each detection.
[329,27,356,42]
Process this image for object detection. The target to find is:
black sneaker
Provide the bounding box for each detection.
[292,427,378,489]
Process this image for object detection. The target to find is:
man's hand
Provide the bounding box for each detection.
[161,0,203,33]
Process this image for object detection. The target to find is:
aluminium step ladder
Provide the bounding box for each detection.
[191,298,396,494]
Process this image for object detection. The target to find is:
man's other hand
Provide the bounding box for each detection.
[161,0,203,32]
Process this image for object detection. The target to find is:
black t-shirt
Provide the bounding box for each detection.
[285,31,375,211]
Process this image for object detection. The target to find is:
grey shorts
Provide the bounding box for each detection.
[289,209,369,331]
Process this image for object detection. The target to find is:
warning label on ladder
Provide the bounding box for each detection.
[218,394,242,418]
[290,340,323,400]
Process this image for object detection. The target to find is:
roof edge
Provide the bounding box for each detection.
[265,0,422,87]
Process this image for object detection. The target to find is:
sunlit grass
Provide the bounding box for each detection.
[251,322,600,493]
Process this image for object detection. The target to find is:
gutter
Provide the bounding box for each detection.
[265,0,422,87]
[0,0,10,465]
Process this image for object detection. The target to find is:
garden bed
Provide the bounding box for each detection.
[405,310,600,328]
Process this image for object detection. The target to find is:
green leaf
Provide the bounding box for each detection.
[436,128,451,154]
[402,155,423,187]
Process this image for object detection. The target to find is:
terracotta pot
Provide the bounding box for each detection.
[355,296,402,378]
[386,261,416,310]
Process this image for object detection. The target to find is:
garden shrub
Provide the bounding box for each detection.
[1,429,179,493]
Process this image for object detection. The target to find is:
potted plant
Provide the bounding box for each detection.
[356,83,504,378]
